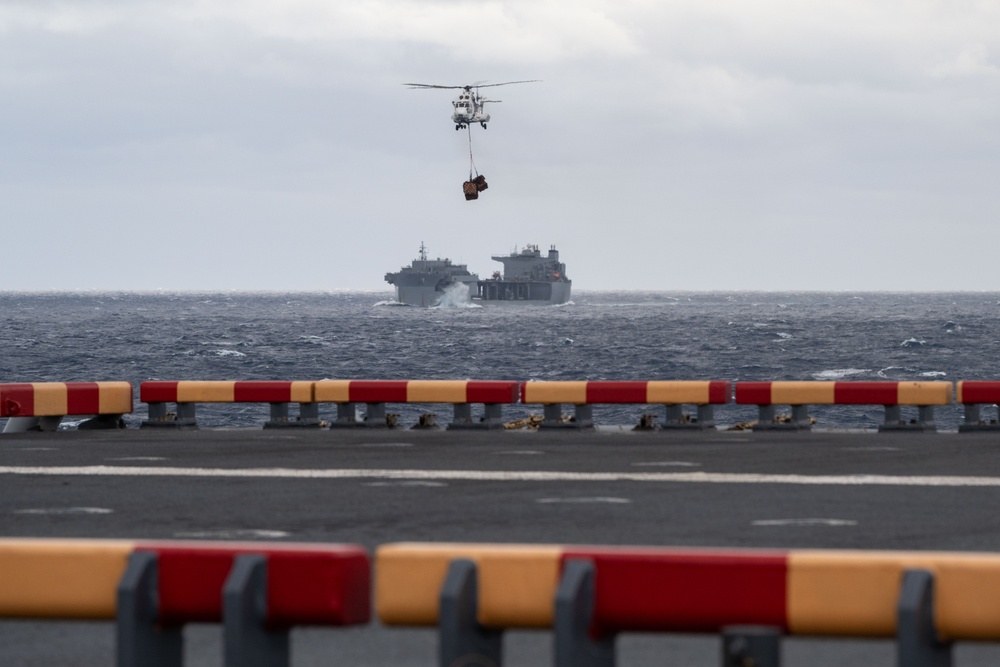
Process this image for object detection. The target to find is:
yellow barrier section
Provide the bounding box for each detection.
[522,382,588,405]
[288,381,314,403]
[32,383,68,416]
[407,380,468,403]
[98,381,134,414]
[314,380,352,403]
[375,543,562,628]
[646,381,711,404]
[176,381,236,403]
[0,539,135,619]
[897,381,953,406]
[788,550,1000,640]
[771,381,836,405]
[933,556,1000,640]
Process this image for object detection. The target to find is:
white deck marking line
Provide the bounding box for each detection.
[2,466,1000,487]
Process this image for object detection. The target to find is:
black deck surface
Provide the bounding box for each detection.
[3,427,1000,665]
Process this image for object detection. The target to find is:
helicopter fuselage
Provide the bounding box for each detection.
[452,91,490,129]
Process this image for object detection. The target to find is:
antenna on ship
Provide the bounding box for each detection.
[419,242,428,262]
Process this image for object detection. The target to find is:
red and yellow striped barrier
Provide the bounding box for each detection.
[140,381,313,404]
[313,379,520,404]
[139,380,317,429]
[0,538,370,624]
[734,381,953,431]
[736,381,952,406]
[519,380,730,430]
[375,542,1000,641]
[521,380,729,405]
[314,380,521,430]
[0,382,132,419]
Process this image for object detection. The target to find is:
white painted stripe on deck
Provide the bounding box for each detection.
[2,465,1000,487]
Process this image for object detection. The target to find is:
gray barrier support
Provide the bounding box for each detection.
[554,559,614,667]
[439,559,502,667]
[116,551,183,667]
[223,554,290,667]
[721,626,781,667]
[897,569,952,667]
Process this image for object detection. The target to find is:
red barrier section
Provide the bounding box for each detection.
[833,382,899,405]
[466,381,521,404]
[137,543,371,626]
[561,548,789,634]
[0,384,34,417]
[734,382,773,405]
[349,381,409,403]
[586,382,648,404]
[958,381,1000,404]
[66,383,101,414]
[233,382,296,403]
[708,381,730,404]
[139,381,181,404]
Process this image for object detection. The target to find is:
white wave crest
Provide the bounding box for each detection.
[213,349,246,358]
[431,283,481,309]
[811,368,871,380]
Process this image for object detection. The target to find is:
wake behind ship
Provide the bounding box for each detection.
[385,243,571,306]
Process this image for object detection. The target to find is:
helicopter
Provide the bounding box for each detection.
[403,80,539,130]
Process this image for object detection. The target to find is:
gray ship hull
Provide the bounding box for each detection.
[473,280,571,304]
[393,279,477,307]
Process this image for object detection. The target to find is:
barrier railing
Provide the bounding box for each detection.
[5,377,1000,432]
[376,542,1000,667]
[314,379,521,429]
[735,381,954,432]
[7,537,1000,666]
[139,381,319,429]
[520,380,731,430]
[0,538,370,667]
[0,382,132,432]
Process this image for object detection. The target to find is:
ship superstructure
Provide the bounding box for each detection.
[384,243,479,306]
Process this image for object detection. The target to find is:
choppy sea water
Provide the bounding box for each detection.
[3,291,1000,430]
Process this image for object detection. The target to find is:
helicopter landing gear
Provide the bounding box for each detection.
[456,123,467,130]
[481,122,487,129]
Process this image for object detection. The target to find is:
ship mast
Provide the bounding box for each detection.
[419,242,428,261]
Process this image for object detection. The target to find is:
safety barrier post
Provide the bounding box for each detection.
[721,626,781,667]
[116,551,183,667]
[880,405,938,433]
[447,403,509,430]
[554,559,614,667]
[439,559,502,667]
[897,569,952,667]
[661,404,720,430]
[264,402,320,429]
[223,555,290,667]
[956,381,1000,432]
[537,404,593,429]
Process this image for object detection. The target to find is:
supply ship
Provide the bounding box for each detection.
[475,244,571,304]
[384,243,479,307]
[385,243,571,306]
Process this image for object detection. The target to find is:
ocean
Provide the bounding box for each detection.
[2,290,999,430]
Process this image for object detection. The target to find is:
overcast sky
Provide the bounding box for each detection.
[2,1,998,291]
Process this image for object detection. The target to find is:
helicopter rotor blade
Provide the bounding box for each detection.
[403,80,539,90]
[473,80,541,88]
[402,83,466,90]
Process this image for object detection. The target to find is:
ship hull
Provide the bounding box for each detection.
[389,276,478,307]
[474,280,571,304]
